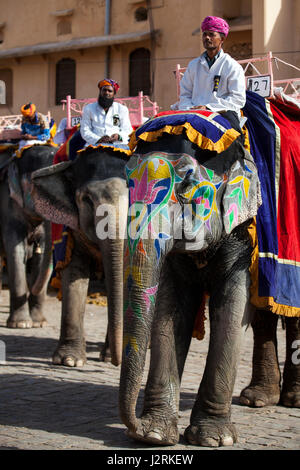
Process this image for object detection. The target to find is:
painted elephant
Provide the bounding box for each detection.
[31,145,129,366]
[119,133,262,447]
[0,144,55,328]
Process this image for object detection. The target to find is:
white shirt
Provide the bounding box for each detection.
[53,117,67,145]
[80,101,133,146]
[179,49,246,114]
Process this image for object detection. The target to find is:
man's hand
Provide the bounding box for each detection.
[109,134,120,142]
[98,135,111,143]
[191,105,207,110]
[22,133,36,140]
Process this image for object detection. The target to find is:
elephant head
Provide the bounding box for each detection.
[119,140,261,430]
[31,146,129,366]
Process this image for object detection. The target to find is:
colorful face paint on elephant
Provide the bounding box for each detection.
[126,153,179,259]
[125,152,259,257]
[123,151,260,356]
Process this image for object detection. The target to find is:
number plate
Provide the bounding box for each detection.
[246,75,271,98]
[71,116,81,127]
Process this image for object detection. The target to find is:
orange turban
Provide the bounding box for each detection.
[21,102,36,117]
[97,79,120,94]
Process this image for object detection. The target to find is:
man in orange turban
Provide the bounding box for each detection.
[80,79,132,148]
[19,102,50,148]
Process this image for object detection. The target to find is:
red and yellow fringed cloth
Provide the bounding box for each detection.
[50,227,74,300]
[192,292,209,340]
[128,110,241,153]
[77,142,132,157]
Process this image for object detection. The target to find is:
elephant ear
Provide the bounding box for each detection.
[222,150,262,234]
[8,161,24,208]
[125,153,141,178]
[31,161,79,230]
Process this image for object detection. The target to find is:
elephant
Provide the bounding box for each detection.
[31,145,129,367]
[0,144,56,328]
[119,132,263,447]
[239,309,300,408]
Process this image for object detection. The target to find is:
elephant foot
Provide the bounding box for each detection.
[280,387,300,408]
[126,415,179,446]
[52,343,86,367]
[7,319,33,328]
[281,372,300,407]
[32,319,48,328]
[30,310,48,328]
[7,313,33,329]
[184,415,237,447]
[239,384,280,407]
[99,344,111,363]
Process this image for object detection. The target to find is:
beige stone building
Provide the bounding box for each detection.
[0,0,299,123]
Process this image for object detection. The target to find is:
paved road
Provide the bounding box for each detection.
[0,287,299,453]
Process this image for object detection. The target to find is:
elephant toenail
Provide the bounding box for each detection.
[221,436,234,446]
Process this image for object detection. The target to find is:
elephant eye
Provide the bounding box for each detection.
[179,174,194,192]
[176,175,194,203]
[82,195,94,211]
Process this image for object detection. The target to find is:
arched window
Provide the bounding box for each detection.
[129,48,151,97]
[55,58,76,105]
[0,69,12,107]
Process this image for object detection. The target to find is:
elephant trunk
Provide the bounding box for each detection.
[100,238,124,366]
[31,220,53,296]
[119,242,159,430]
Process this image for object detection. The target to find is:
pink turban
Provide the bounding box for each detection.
[201,16,229,37]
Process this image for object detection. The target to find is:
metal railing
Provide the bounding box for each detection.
[175,51,300,102]
[61,91,160,129]
[0,111,52,140]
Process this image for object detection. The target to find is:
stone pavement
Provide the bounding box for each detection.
[0,287,299,452]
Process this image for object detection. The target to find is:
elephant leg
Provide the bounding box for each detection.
[239,309,281,407]
[281,317,300,407]
[0,256,3,297]
[99,328,111,363]
[185,268,252,447]
[5,239,32,329]
[28,289,48,328]
[27,251,48,327]
[127,256,199,446]
[52,241,91,367]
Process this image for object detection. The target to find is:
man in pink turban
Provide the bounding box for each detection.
[201,16,230,37]
[179,16,246,139]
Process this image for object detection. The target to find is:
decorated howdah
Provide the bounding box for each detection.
[128,109,241,153]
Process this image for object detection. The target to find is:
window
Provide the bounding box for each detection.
[0,80,5,104]
[226,42,252,60]
[57,19,72,36]
[135,7,148,21]
[129,48,151,96]
[0,69,12,107]
[55,58,76,105]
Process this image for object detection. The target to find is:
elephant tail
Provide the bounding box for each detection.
[31,221,53,296]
